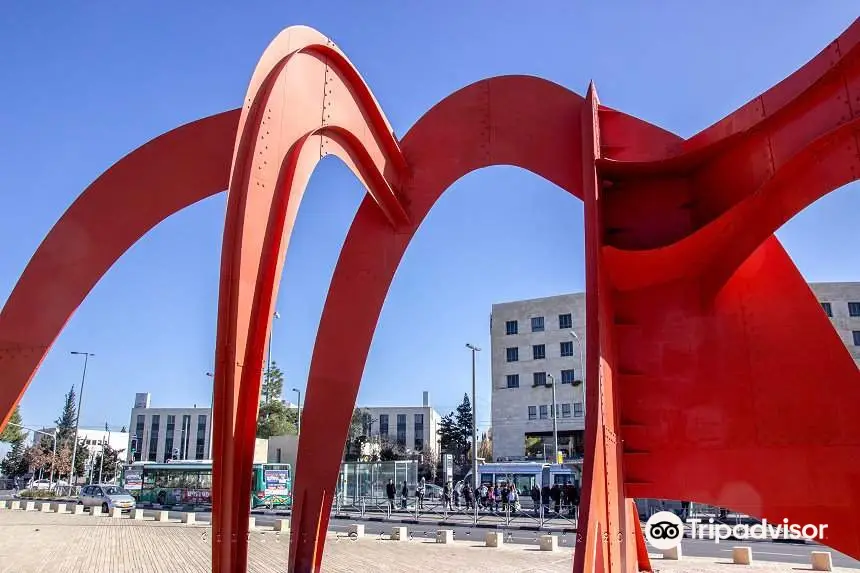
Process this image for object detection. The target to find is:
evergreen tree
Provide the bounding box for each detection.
[256,400,298,439]
[0,440,27,477]
[92,445,125,483]
[454,393,473,456]
[0,405,24,443]
[55,385,78,442]
[261,361,285,404]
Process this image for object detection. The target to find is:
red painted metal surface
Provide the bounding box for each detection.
[1,18,859,573]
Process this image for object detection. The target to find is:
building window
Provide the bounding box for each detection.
[506,347,519,362]
[531,316,544,332]
[505,320,518,335]
[165,415,176,461]
[562,403,571,418]
[148,415,160,462]
[396,414,407,446]
[379,414,389,438]
[561,369,575,384]
[195,415,207,459]
[133,415,145,462]
[180,415,191,459]
[559,313,572,329]
[532,344,546,360]
[853,331,860,346]
[414,414,424,451]
[361,412,372,436]
[539,405,548,419]
[560,341,574,357]
[528,406,537,420]
[276,448,282,463]
[573,403,583,417]
[849,302,860,317]
[822,302,833,317]
[533,372,547,387]
[506,374,520,388]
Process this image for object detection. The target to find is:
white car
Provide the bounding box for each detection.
[29,479,52,491]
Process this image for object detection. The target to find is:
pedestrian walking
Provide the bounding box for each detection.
[400,481,408,510]
[385,479,396,512]
[417,477,426,510]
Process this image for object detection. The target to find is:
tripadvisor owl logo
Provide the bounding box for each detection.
[645,511,684,550]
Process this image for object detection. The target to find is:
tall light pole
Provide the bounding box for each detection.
[265,311,280,403]
[98,422,110,483]
[69,351,94,487]
[569,330,586,416]
[206,371,214,458]
[292,388,302,437]
[465,343,480,490]
[547,373,560,464]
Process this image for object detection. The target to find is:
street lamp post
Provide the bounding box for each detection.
[547,373,560,463]
[98,423,110,483]
[206,371,215,458]
[569,331,585,415]
[69,351,94,487]
[292,388,302,436]
[265,311,280,403]
[465,343,481,491]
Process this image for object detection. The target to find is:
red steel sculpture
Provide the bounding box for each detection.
[1,19,859,573]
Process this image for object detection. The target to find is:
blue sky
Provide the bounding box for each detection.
[1,3,858,438]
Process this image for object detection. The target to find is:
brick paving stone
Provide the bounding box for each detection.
[0,511,855,572]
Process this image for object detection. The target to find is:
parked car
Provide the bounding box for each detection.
[28,479,70,491]
[78,484,136,513]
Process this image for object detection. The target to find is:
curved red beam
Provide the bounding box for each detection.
[0,109,239,429]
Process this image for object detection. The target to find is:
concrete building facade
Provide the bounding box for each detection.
[127,393,212,463]
[490,283,860,461]
[809,282,860,366]
[490,293,587,462]
[358,392,442,456]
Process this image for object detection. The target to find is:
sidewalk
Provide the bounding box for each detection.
[0,509,856,572]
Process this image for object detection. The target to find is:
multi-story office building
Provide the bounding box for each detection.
[358,391,442,455]
[810,282,860,366]
[491,283,860,461]
[490,293,586,462]
[31,427,129,461]
[127,393,211,463]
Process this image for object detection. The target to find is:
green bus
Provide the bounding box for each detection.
[120,460,292,509]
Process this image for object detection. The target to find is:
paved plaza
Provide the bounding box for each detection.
[0,509,857,572]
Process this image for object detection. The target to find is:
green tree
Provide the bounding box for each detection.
[256,400,297,439]
[525,436,542,458]
[437,413,460,457]
[343,409,368,461]
[0,440,27,477]
[92,444,125,483]
[261,361,285,404]
[55,385,78,442]
[0,405,24,443]
[455,393,473,458]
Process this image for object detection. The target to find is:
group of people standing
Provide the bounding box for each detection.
[385,477,579,516]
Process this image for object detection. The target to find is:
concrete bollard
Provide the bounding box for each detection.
[811,551,833,571]
[485,531,504,547]
[9,501,21,510]
[110,507,124,518]
[182,512,196,525]
[71,504,85,515]
[23,501,35,511]
[52,502,67,514]
[348,524,365,538]
[248,517,256,529]
[132,509,144,520]
[436,529,454,544]
[732,546,753,565]
[540,534,558,551]
[274,519,290,532]
[154,510,169,522]
[391,526,407,541]
[663,545,682,560]
[90,506,102,517]
[39,502,52,512]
